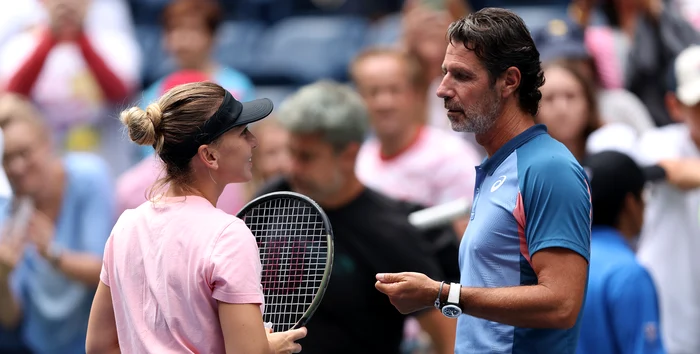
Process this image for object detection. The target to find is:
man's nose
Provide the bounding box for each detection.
[436,76,453,99]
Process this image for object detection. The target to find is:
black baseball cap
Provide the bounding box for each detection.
[583,151,665,223]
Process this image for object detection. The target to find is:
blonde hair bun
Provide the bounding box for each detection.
[120,103,164,148]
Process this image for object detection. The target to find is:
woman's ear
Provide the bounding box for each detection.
[196,144,220,170]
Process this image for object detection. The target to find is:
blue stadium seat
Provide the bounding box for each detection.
[507,5,607,32]
[135,25,177,88]
[255,85,297,108]
[364,13,402,48]
[129,0,173,25]
[506,5,570,30]
[214,21,266,73]
[248,16,369,85]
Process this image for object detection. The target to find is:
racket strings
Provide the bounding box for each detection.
[243,197,328,332]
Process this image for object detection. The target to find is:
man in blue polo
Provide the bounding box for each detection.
[577,150,665,354]
[375,8,592,354]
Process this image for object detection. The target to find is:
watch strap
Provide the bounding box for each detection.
[448,282,461,305]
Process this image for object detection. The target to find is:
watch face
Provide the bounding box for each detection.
[442,305,462,318]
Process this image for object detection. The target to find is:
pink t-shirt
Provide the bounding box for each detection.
[356,126,481,207]
[115,154,246,218]
[100,195,264,353]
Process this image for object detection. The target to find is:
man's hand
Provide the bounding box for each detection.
[375,272,440,314]
[658,159,700,190]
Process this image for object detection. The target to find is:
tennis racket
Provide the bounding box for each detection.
[236,191,334,333]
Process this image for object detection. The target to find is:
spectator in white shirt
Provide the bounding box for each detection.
[632,44,700,354]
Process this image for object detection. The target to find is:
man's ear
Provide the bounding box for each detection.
[196,144,220,170]
[501,67,522,99]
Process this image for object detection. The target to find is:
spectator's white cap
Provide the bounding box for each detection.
[676,45,700,107]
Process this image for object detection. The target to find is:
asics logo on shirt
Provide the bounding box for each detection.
[491,175,507,192]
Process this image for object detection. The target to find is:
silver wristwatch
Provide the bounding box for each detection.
[441,283,463,318]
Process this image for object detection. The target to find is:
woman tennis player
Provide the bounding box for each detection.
[85,82,307,353]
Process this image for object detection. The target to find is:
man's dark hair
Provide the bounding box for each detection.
[447,8,545,116]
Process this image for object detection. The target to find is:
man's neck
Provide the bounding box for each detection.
[319,175,365,210]
[379,124,422,159]
[476,105,535,157]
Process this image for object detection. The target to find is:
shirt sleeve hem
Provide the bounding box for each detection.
[100,276,110,287]
[212,290,264,305]
[529,238,590,262]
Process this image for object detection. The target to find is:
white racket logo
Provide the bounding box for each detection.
[491,175,507,192]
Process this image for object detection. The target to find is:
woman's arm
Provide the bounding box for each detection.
[219,303,271,354]
[86,282,120,354]
[218,303,307,354]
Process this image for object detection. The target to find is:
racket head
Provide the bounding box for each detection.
[237,191,334,332]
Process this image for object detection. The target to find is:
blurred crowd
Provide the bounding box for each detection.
[0,0,699,353]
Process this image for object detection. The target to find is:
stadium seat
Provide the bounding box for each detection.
[248,16,369,85]
[214,21,266,73]
[506,5,570,29]
[364,13,402,48]
[255,85,297,108]
[128,0,172,25]
[135,25,177,88]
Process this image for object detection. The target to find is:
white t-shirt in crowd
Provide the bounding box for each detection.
[631,123,700,354]
[598,88,655,135]
[0,29,141,131]
[356,126,481,207]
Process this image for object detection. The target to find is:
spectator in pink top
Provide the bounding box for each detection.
[351,48,481,237]
[86,82,307,353]
[115,70,247,217]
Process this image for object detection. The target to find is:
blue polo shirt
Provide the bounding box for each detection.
[456,124,592,354]
[577,226,664,354]
[11,153,114,354]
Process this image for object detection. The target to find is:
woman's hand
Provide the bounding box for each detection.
[267,327,308,354]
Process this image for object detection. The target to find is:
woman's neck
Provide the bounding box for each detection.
[167,173,225,207]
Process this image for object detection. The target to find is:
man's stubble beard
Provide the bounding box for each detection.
[451,90,502,135]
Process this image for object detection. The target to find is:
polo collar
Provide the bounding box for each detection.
[481,124,548,176]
